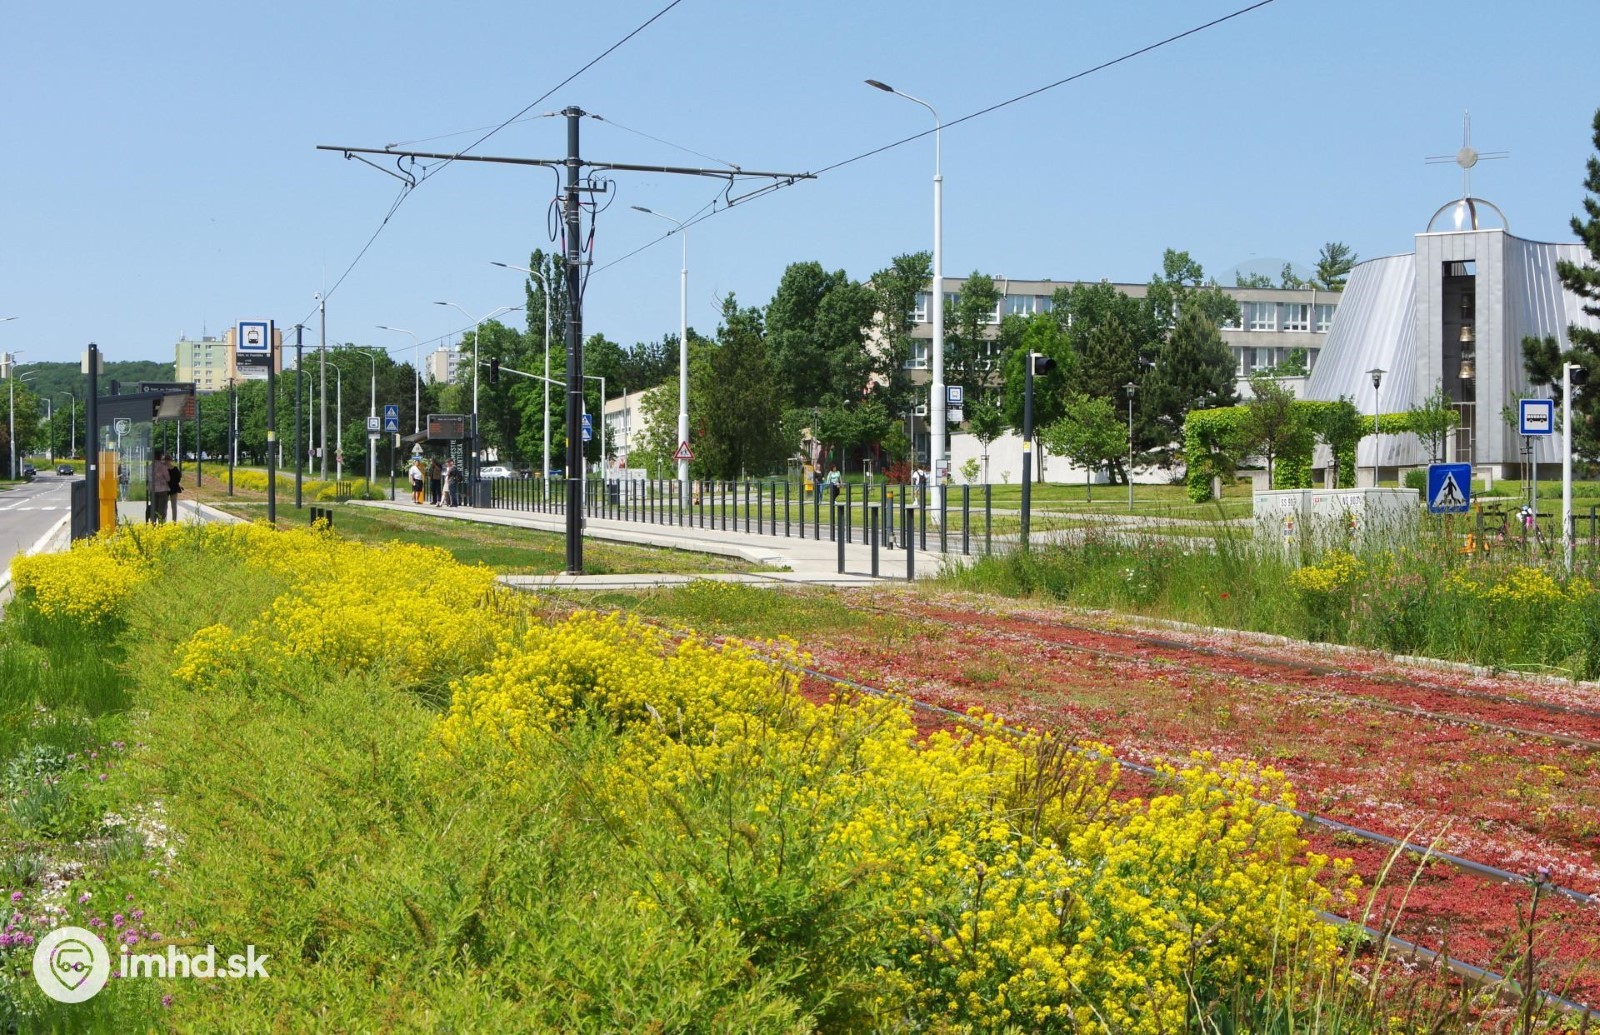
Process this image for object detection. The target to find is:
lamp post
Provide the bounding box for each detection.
[376,326,420,435]
[1367,368,1386,489]
[1124,382,1138,511]
[435,302,520,477]
[491,262,554,479]
[868,78,944,507]
[629,207,690,505]
[4,345,24,480]
[345,349,379,486]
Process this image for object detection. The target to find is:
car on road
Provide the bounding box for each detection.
[20,464,36,481]
[478,465,515,479]
[56,464,75,476]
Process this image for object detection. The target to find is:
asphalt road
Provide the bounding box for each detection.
[0,472,73,581]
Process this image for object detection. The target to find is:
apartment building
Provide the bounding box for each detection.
[907,278,1341,393]
[426,344,461,385]
[174,336,233,392]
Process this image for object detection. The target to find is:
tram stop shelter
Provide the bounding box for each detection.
[72,384,197,539]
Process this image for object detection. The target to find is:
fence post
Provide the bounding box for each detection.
[985,483,992,555]
[784,479,791,538]
[905,500,915,581]
[961,484,970,555]
[836,502,847,573]
[939,481,948,554]
[869,503,880,578]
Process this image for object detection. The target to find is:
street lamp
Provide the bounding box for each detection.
[344,349,379,486]
[1124,382,1138,511]
[3,343,24,480]
[1367,367,1386,488]
[868,78,944,506]
[434,302,521,474]
[376,326,420,435]
[629,206,690,505]
[491,262,554,479]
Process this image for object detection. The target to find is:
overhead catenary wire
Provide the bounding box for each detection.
[589,0,1281,279]
[298,0,690,328]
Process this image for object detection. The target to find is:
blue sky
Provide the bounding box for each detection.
[2,0,1597,371]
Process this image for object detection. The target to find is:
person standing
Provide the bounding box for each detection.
[428,458,443,506]
[167,460,183,521]
[442,460,458,508]
[150,452,171,524]
[408,459,424,504]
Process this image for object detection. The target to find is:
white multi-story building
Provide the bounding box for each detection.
[426,344,461,385]
[175,336,232,392]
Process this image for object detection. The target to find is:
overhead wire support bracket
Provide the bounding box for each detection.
[315,145,814,185]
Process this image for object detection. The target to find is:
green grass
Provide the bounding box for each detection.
[211,502,775,576]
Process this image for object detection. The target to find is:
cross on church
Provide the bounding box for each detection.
[1425,111,1508,198]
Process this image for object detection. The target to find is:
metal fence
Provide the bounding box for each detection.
[489,477,1000,556]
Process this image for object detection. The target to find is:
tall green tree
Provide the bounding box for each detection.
[997,312,1074,438]
[945,271,1001,403]
[1313,242,1358,291]
[1406,381,1460,463]
[1523,108,1600,458]
[765,262,877,411]
[698,297,786,478]
[1142,307,1239,460]
[869,251,932,415]
[1238,374,1311,486]
[1039,394,1126,499]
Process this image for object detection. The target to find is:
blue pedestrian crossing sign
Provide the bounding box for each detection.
[581,413,592,443]
[1425,462,1471,514]
[382,404,400,433]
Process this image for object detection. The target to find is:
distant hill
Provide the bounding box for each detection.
[16,360,176,404]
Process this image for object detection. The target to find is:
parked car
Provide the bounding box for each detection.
[56,464,74,476]
[20,463,36,481]
[479,465,515,479]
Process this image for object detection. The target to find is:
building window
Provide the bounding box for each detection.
[1282,303,1310,332]
[1237,348,1248,376]
[981,301,1000,325]
[1315,303,1336,333]
[905,340,930,369]
[1035,294,1052,314]
[913,292,929,323]
[1247,302,1277,332]
[1003,294,1034,318]
[944,292,960,312]
[1252,347,1273,372]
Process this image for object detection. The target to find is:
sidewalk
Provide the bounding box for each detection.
[351,499,952,589]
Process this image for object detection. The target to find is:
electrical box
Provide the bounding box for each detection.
[1255,487,1419,556]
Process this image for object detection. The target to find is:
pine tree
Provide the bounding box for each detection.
[1524,108,1600,456]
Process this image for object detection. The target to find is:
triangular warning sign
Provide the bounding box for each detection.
[673,441,694,462]
[1432,472,1465,509]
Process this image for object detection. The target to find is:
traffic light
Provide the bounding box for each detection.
[490,358,500,383]
[1031,354,1057,376]
[1572,364,1590,388]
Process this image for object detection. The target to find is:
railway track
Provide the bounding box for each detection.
[858,599,1600,751]
[530,591,1600,1015]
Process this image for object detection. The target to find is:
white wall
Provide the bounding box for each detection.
[948,431,1167,486]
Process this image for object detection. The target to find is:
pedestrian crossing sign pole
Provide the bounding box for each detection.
[1425,462,1471,514]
